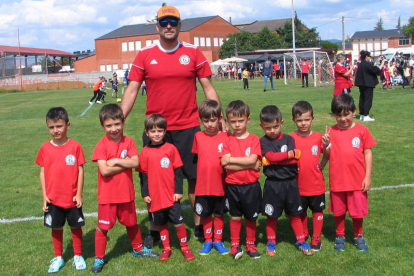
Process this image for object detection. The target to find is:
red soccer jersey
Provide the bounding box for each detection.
[329,123,376,192]
[221,133,261,185]
[334,63,352,96]
[128,41,212,131]
[138,143,183,212]
[93,80,104,91]
[301,61,310,73]
[35,139,86,209]
[192,131,229,196]
[290,131,326,196]
[92,135,138,204]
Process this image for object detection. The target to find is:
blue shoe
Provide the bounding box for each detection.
[354,235,369,252]
[266,242,276,256]
[199,241,213,255]
[91,258,105,273]
[334,235,346,252]
[294,242,314,256]
[213,242,229,255]
[133,246,159,258]
[48,257,64,273]
[72,255,86,270]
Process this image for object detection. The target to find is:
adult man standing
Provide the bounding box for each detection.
[120,5,225,247]
[300,58,311,87]
[263,57,274,92]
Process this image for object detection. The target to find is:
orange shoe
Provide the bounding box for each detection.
[181,247,195,261]
[159,248,172,261]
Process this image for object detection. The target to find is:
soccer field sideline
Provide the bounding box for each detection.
[2,183,413,224]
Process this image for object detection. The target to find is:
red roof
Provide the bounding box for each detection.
[0,45,75,57]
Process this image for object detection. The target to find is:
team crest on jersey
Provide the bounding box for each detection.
[65,155,76,165]
[265,204,274,216]
[352,137,361,148]
[121,149,128,159]
[160,157,170,168]
[281,145,288,152]
[179,55,190,65]
[245,147,251,156]
[195,203,203,215]
[311,145,319,155]
[218,143,223,153]
[45,214,52,226]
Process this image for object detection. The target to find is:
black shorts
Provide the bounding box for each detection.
[194,196,227,217]
[149,202,184,226]
[226,182,262,221]
[44,203,85,228]
[262,178,303,218]
[301,194,326,212]
[142,126,200,180]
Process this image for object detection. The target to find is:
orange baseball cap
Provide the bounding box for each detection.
[157,6,180,20]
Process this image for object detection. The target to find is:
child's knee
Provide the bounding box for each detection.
[231,217,241,221]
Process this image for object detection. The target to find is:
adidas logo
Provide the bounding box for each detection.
[320,202,325,207]
[150,59,158,64]
[78,217,84,223]
[253,212,258,218]
[298,206,303,211]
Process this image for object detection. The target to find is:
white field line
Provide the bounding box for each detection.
[1,185,413,224]
[79,103,94,117]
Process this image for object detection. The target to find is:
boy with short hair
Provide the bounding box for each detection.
[260,105,314,256]
[91,104,158,273]
[290,101,329,251]
[327,94,376,252]
[138,114,195,261]
[35,107,87,273]
[192,100,230,255]
[221,100,262,260]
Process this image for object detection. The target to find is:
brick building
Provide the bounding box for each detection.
[75,16,239,73]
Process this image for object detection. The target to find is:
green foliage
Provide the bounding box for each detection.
[402,16,414,39]
[276,14,319,48]
[219,31,255,58]
[374,17,384,31]
[252,27,283,50]
[321,41,338,53]
[396,16,401,29]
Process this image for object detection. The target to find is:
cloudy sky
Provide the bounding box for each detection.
[0,0,412,54]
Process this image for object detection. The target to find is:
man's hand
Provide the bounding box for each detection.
[173,194,183,202]
[143,196,151,204]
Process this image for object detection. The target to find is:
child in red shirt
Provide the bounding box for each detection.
[290,101,329,251]
[327,94,376,252]
[138,114,195,261]
[91,104,158,273]
[192,100,230,255]
[35,107,86,273]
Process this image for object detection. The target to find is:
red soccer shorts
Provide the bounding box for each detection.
[97,201,137,230]
[329,191,368,218]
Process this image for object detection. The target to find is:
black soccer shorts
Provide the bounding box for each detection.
[44,203,85,228]
[226,182,262,221]
[150,202,184,226]
[194,195,227,217]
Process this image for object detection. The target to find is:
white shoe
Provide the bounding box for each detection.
[359,115,364,121]
[89,101,93,105]
[96,101,102,104]
[72,255,86,270]
[363,115,375,122]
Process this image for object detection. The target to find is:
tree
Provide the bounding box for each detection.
[374,17,384,31]
[321,41,338,53]
[252,27,283,49]
[219,31,255,58]
[276,13,319,48]
[402,16,414,40]
[396,16,401,29]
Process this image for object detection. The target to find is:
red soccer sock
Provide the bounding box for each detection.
[126,224,143,252]
[230,219,241,247]
[312,212,324,238]
[299,212,309,238]
[159,224,170,249]
[386,82,390,89]
[288,215,306,242]
[352,218,364,238]
[213,216,224,242]
[175,224,188,248]
[202,216,213,242]
[266,217,278,244]
[52,229,63,257]
[334,215,346,237]
[245,219,257,247]
[94,229,108,259]
[70,228,83,256]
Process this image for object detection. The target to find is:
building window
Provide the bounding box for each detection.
[200,37,206,47]
[128,41,134,51]
[219,38,224,46]
[100,65,106,72]
[123,63,128,69]
[399,37,409,46]
[153,39,159,45]
[194,37,199,46]
[206,37,211,47]
[122,42,127,52]
[146,40,152,47]
[106,64,112,72]
[213,37,218,47]
[129,63,132,69]
[136,41,142,50]
[113,64,118,70]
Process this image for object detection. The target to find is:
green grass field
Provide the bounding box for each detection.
[0,79,413,275]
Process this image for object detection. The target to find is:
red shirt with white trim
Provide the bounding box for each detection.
[334,63,352,96]
[290,131,326,196]
[92,135,138,204]
[221,133,261,185]
[129,41,213,131]
[35,139,86,209]
[329,123,376,192]
[192,131,229,196]
[138,142,183,212]
[301,61,311,73]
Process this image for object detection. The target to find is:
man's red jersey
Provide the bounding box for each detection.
[138,143,183,212]
[334,63,352,96]
[192,131,229,196]
[290,131,326,196]
[329,123,376,192]
[92,135,138,204]
[35,139,86,208]
[221,133,261,185]
[301,61,310,73]
[128,41,212,131]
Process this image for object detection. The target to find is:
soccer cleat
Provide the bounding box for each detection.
[334,235,346,252]
[143,231,161,249]
[72,255,86,270]
[159,248,172,261]
[133,246,159,258]
[266,242,277,256]
[181,247,195,261]
[246,245,261,259]
[48,257,64,273]
[310,236,322,251]
[213,242,230,255]
[199,241,213,255]
[295,242,314,256]
[230,246,244,260]
[91,258,105,273]
[354,235,369,252]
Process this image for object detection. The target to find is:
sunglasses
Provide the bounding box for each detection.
[158,19,179,28]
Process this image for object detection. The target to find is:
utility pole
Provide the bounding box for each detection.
[291,0,296,53]
[342,16,345,54]
[232,38,238,57]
